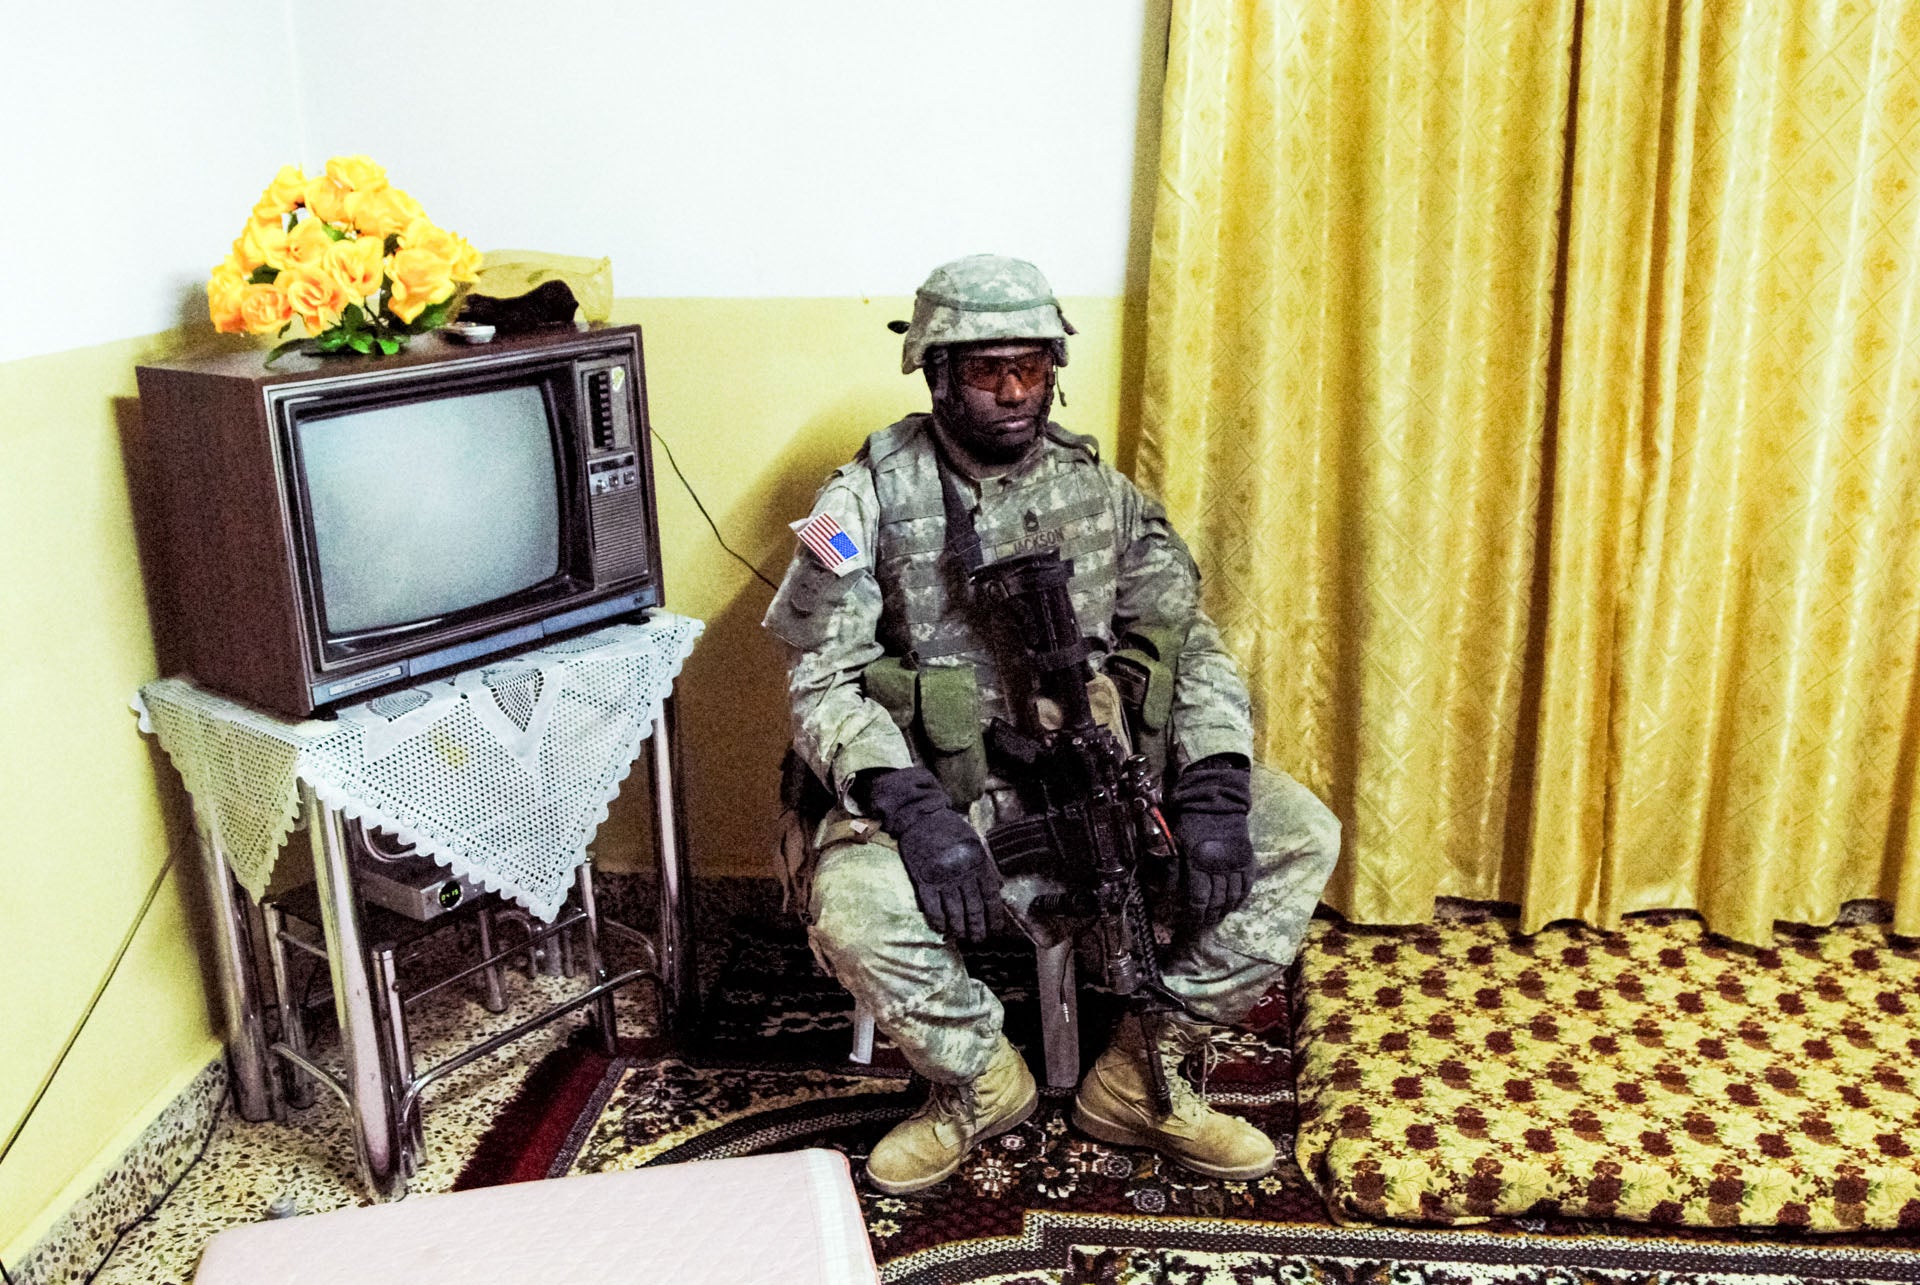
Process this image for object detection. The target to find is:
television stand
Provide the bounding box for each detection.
[136,612,702,1197]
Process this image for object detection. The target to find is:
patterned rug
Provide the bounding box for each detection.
[458,913,1920,1284]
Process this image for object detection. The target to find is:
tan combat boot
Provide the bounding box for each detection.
[867,1035,1038,1195]
[1072,1012,1276,1179]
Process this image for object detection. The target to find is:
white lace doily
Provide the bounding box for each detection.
[135,612,703,921]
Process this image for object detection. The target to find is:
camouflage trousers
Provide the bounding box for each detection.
[804,765,1340,1085]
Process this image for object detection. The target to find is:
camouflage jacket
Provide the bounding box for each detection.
[763,414,1253,810]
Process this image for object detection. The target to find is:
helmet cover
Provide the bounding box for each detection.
[896,254,1074,373]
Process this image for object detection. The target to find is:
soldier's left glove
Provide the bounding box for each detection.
[1167,754,1255,926]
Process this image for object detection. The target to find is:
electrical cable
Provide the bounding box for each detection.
[650,425,781,594]
[2,1250,14,1283]
[0,853,177,1175]
[80,1086,228,1285]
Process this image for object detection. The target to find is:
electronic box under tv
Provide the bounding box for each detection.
[347,821,485,922]
[135,325,665,717]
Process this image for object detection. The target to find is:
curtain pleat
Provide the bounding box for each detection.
[1145,0,1920,943]
[1536,0,1920,941]
[1143,0,1577,922]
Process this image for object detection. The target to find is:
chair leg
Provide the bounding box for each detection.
[1035,939,1080,1089]
[850,1002,876,1065]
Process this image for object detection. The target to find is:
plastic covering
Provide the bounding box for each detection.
[470,250,614,322]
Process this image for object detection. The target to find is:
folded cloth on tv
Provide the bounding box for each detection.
[1293,909,1920,1230]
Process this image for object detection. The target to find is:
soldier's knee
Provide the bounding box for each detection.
[1248,766,1342,881]
[807,842,927,960]
[1300,796,1341,874]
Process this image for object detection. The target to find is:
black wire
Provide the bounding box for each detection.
[2,1251,14,1283]
[650,425,781,594]
[80,1086,229,1284]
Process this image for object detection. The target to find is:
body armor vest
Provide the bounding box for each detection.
[864,415,1121,725]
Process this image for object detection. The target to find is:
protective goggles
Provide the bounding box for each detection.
[954,351,1053,393]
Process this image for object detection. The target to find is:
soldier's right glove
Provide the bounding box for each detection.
[860,765,1003,943]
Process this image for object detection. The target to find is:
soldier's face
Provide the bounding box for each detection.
[946,340,1053,461]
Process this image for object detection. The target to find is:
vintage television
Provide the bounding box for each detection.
[135,325,663,717]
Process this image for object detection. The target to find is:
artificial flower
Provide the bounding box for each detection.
[385,246,456,323]
[399,218,483,282]
[278,264,351,333]
[281,217,338,270]
[324,235,385,300]
[208,259,249,333]
[347,186,424,239]
[251,164,307,222]
[303,174,351,226]
[325,154,387,192]
[233,219,288,275]
[237,282,294,335]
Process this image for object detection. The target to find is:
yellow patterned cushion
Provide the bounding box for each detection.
[1293,912,1920,1230]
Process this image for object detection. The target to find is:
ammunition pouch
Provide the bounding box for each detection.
[1103,623,1188,781]
[860,658,988,809]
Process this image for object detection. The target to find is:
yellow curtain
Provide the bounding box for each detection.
[1144,0,1920,943]
[1532,0,1920,941]
[1141,0,1578,921]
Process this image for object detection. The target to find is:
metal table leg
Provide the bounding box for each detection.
[261,900,315,1109]
[302,784,402,1198]
[574,861,619,1056]
[646,695,697,1031]
[371,945,423,1177]
[190,805,276,1123]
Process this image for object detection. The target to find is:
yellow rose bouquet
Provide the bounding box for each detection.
[209,156,483,361]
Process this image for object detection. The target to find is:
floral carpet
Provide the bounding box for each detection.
[459,912,1920,1284]
[1296,910,1920,1231]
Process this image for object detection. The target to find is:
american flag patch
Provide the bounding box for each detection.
[790,511,863,576]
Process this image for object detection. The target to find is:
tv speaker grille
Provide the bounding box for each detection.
[591,488,651,579]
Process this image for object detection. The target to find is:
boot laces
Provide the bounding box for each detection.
[1159,1019,1221,1114]
[925,1078,981,1131]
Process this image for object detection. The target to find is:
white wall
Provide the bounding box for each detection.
[2,2,303,362]
[3,0,1153,363]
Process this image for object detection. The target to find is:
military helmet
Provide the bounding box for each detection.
[893,254,1075,374]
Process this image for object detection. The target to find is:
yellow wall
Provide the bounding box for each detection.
[0,335,225,1257]
[0,294,1140,1255]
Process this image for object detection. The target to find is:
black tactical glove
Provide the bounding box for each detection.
[1167,754,1255,926]
[858,765,1003,943]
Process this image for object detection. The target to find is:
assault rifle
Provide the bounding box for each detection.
[972,550,1184,1112]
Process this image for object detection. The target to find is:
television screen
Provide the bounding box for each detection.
[296,385,563,635]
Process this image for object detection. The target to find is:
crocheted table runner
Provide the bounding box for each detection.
[135,612,703,921]
[1294,910,1920,1231]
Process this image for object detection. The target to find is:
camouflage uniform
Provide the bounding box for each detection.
[764,413,1340,1086]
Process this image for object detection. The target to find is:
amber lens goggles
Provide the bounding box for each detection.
[955,352,1053,393]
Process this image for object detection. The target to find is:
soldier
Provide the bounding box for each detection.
[763,254,1340,1195]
